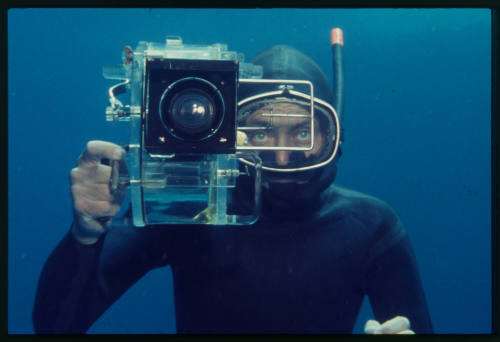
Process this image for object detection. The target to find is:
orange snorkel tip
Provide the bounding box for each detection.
[330,28,344,46]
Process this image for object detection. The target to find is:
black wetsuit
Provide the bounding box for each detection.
[33,184,433,334]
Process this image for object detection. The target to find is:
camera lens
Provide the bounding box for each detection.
[159,77,225,141]
[169,89,215,135]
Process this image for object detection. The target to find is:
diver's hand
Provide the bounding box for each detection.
[70,140,126,245]
[364,316,415,334]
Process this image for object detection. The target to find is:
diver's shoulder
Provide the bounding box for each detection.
[320,185,407,258]
[323,184,388,206]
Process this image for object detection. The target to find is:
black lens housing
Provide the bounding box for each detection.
[144,58,238,154]
[160,79,223,140]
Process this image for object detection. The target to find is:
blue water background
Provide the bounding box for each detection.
[8,9,491,334]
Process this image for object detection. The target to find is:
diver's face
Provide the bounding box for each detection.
[244,102,325,183]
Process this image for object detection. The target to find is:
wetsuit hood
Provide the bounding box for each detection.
[240,45,342,220]
[240,45,336,106]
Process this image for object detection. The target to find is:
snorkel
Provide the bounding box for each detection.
[331,28,345,144]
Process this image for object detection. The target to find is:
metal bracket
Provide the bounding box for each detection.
[105,79,142,121]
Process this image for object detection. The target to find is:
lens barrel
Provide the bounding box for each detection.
[159,77,225,141]
[168,88,216,135]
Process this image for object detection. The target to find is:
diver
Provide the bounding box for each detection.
[32,40,433,334]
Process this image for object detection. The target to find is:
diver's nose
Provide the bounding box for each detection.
[275,131,291,166]
[275,151,291,166]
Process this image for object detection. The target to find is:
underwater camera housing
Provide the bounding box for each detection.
[101,32,344,227]
[103,36,265,227]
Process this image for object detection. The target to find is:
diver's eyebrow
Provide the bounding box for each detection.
[290,121,312,130]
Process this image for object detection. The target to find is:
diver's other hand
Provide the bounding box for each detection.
[70,140,126,245]
[364,316,415,334]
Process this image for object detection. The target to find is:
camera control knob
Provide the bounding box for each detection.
[217,169,242,178]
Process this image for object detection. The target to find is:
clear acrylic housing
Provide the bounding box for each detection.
[104,36,263,227]
[135,151,261,226]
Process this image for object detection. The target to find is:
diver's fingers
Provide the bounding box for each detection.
[77,140,125,167]
[364,319,382,334]
[71,164,112,185]
[73,196,121,219]
[379,316,411,334]
[74,212,116,241]
[397,329,416,334]
[71,183,116,202]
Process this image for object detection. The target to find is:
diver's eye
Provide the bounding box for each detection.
[252,131,269,144]
[296,129,310,141]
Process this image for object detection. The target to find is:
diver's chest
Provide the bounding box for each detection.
[169,220,367,329]
[173,225,361,292]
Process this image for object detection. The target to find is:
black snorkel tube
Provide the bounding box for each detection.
[331,28,344,142]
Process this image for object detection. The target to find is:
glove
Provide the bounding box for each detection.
[364,316,415,334]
